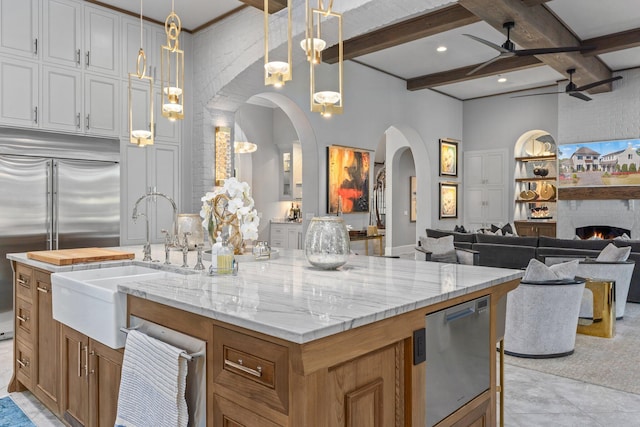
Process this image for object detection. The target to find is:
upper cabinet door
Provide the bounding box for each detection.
[0,57,39,128]
[0,0,39,58]
[43,0,81,69]
[42,65,82,133]
[84,73,119,137]
[83,5,119,76]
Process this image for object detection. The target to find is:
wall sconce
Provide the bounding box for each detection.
[161,0,184,121]
[307,0,343,117]
[215,126,232,186]
[128,0,154,146]
[264,0,292,88]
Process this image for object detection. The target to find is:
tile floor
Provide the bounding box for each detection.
[2,319,640,426]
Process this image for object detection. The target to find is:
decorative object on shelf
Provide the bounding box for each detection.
[304,216,350,269]
[439,138,459,177]
[519,190,538,201]
[264,0,292,87]
[177,214,204,250]
[201,177,259,255]
[128,0,154,147]
[306,0,343,117]
[410,176,417,222]
[439,182,458,219]
[160,0,184,121]
[530,206,551,219]
[252,241,272,260]
[538,182,556,201]
[327,145,370,214]
[532,165,549,177]
[215,126,231,186]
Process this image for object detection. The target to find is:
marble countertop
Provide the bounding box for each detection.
[8,246,522,344]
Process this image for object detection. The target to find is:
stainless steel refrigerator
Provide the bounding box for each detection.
[0,130,120,340]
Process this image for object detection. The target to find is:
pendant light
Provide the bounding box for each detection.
[306,0,343,117]
[264,0,292,88]
[128,0,154,146]
[161,0,184,121]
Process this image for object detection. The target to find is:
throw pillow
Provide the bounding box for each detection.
[596,243,631,262]
[522,258,579,282]
[491,223,514,236]
[419,235,457,263]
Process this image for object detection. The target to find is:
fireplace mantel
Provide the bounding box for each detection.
[558,186,640,200]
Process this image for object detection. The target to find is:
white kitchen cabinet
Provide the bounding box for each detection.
[121,79,152,139]
[84,73,119,136]
[0,0,39,59]
[463,149,508,231]
[41,65,82,133]
[121,140,180,245]
[122,16,153,78]
[43,0,82,69]
[83,4,119,76]
[0,57,39,128]
[270,222,302,249]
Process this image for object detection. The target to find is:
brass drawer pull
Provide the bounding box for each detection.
[17,278,30,287]
[16,315,29,323]
[37,286,49,293]
[224,358,263,378]
[16,358,29,368]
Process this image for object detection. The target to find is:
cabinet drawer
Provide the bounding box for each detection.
[270,239,285,248]
[15,338,33,387]
[15,298,33,341]
[271,226,285,236]
[15,264,33,301]
[213,326,289,415]
[214,394,283,427]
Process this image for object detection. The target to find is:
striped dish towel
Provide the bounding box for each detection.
[115,329,188,427]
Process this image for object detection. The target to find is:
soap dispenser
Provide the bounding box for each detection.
[208,231,223,274]
[216,238,234,275]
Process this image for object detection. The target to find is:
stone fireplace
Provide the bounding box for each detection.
[557,199,639,239]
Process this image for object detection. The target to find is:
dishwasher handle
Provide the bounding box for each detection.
[445,306,475,323]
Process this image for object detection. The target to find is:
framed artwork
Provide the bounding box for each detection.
[439,182,458,219]
[439,138,459,177]
[327,146,371,214]
[410,176,417,222]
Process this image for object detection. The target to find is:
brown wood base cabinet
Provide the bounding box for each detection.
[60,325,123,427]
[514,220,556,237]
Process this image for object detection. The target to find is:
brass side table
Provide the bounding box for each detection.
[577,278,615,338]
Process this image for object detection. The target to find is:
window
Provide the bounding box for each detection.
[577,155,583,160]
[629,154,633,160]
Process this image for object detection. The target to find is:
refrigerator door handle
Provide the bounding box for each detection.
[46,160,53,250]
[53,161,59,249]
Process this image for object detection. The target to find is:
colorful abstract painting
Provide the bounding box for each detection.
[327,146,370,214]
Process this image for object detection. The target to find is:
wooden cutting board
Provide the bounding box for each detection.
[27,248,135,266]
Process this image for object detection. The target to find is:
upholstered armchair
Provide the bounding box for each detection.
[545,256,635,319]
[504,277,586,358]
[415,242,479,265]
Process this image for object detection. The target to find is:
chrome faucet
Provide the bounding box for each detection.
[131,212,152,261]
[132,191,180,257]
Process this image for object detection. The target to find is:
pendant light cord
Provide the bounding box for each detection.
[139,0,143,49]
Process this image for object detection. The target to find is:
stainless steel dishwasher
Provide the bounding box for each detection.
[425,296,490,427]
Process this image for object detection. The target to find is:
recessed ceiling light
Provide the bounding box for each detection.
[436,46,447,52]
[498,76,507,83]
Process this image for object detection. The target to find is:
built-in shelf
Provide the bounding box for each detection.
[515,177,558,182]
[515,155,557,162]
[558,186,640,200]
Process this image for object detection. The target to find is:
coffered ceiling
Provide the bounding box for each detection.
[91,0,640,100]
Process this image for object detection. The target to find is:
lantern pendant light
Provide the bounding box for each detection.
[161,0,184,121]
[307,0,343,117]
[264,0,292,88]
[128,0,154,146]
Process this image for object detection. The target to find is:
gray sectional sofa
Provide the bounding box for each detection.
[425,228,640,303]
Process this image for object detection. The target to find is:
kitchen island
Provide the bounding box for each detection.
[8,247,521,426]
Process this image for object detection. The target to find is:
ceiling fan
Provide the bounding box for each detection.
[512,68,623,101]
[463,21,594,76]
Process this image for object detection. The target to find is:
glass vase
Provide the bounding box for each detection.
[304,216,350,269]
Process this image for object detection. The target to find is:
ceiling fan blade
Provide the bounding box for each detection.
[573,75,623,92]
[511,91,563,99]
[463,34,510,54]
[569,92,592,101]
[466,54,505,76]
[514,46,589,56]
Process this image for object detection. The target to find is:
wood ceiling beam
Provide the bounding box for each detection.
[407,56,543,90]
[458,0,612,93]
[582,28,640,57]
[323,4,480,65]
[239,0,286,14]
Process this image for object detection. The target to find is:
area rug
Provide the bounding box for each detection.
[0,396,36,427]
[505,302,640,395]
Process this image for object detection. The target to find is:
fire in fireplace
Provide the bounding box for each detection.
[575,225,631,240]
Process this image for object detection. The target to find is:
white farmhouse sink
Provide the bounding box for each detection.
[51,265,180,349]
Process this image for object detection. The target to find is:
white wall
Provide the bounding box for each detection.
[392,148,417,245]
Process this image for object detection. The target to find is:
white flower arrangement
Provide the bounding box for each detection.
[200,177,260,241]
